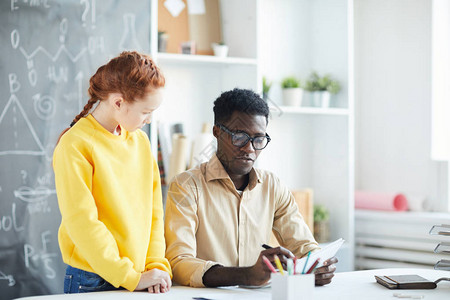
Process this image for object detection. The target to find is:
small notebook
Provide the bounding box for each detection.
[295,238,345,273]
[375,275,437,290]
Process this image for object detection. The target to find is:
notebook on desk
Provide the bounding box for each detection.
[375,275,437,289]
[295,238,345,273]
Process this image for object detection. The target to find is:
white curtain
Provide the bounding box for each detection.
[431,0,450,160]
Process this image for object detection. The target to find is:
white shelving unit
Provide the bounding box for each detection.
[150,0,355,271]
[157,52,258,66]
[150,0,259,148]
[272,106,350,116]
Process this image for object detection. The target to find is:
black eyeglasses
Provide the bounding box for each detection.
[217,124,271,150]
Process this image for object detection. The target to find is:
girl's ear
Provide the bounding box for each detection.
[112,95,124,111]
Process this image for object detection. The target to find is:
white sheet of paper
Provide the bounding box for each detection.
[164,0,186,18]
[295,238,345,274]
[187,0,205,15]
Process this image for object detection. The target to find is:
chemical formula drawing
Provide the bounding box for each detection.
[0,1,151,298]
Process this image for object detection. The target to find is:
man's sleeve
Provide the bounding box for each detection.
[164,172,219,287]
[144,155,172,276]
[272,175,320,258]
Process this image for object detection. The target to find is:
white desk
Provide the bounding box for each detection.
[16,268,450,300]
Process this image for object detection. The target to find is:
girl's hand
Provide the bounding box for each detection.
[147,283,169,293]
[135,269,172,292]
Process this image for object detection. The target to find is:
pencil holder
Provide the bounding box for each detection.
[271,273,314,300]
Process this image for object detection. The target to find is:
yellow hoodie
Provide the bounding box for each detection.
[53,114,171,291]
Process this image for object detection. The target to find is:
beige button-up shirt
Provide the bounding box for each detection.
[164,154,319,287]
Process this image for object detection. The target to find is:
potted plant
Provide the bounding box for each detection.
[211,41,229,57]
[281,76,303,106]
[313,204,330,243]
[262,76,272,101]
[304,72,341,108]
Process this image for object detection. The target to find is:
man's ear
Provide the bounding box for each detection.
[213,125,220,138]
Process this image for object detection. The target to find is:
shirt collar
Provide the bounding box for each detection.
[205,153,263,190]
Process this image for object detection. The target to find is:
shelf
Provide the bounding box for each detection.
[156,52,257,66]
[430,224,450,236]
[356,209,450,224]
[435,259,450,270]
[270,105,350,116]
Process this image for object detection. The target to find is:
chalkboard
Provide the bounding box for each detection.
[0,1,151,299]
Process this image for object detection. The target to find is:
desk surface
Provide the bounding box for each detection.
[16,268,450,300]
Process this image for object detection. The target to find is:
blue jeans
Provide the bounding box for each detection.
[64,265,122,293]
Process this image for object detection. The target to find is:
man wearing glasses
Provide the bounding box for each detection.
[164,88,338,288]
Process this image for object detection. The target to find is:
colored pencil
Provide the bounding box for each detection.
[274,255,285,275]
[302,251,311,274]
[306,258,320,274]
[287,258,294,275]
[262,255,277,273]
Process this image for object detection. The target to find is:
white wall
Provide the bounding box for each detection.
[354,0,447,211]
[258,0,310,105]
[258,0,349,108]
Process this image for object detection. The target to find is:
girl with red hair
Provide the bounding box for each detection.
[53,51,171,294]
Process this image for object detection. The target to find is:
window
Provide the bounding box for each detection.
[431,0,450,211]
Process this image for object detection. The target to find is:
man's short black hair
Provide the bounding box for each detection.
[213,88,269,125]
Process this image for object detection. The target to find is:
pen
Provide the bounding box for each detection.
[262,255,277,273]
[274,255,285,275]
[306,258,320,274]
[302,251,311,274]
[262,243,272,250]
[393,292,425,299]
[262,244,297,260]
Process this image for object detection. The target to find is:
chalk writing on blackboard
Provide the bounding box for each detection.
[80,0,96,28]
[24,230,58,279]
[119,14,143,52]
[0,93,46,156]
[1,1,151,298]
[0,203,24,232]
[0,269,15,287]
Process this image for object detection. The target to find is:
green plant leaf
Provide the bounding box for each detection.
[281,76,301,88]
[304,72,340,94]
[262,76,272,94]
[313,204,329,222]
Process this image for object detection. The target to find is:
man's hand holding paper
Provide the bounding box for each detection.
[295,238,344,285]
